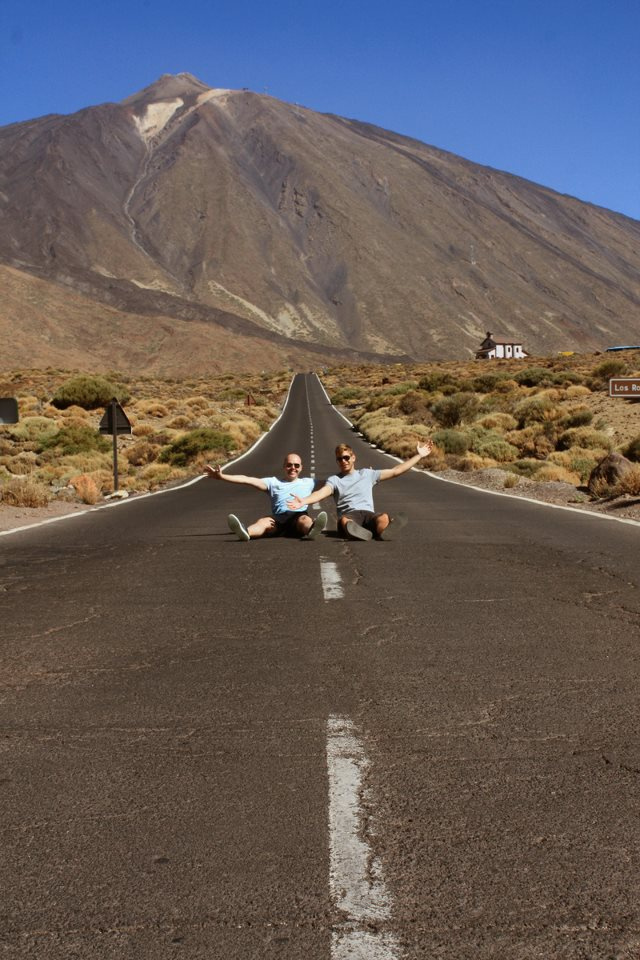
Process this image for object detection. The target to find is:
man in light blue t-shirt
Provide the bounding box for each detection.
[287,440,432,540]
[204,453,328,542]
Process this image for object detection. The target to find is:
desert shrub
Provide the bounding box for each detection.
[331,387,365,404]
[7,416,58,445]
[493,378,520,394]
[418,371,460,394]
[469,430,519,462]
[365,395,392,412]
[158,428,234,466]
[184,396,211,410]
[0,476,50,507]
[397,390,429,416]
[556,427,612,451]
[54,404,92,422]
[431,392,480,428]
[471,373,509,393]
[135,400,170,418]
[167,415,193,429]
[423,446,447,470]
[503,473,519,488]
[458,453,497,471]
[137,463,185,489]
[514,367,553,387]
[514,394,560,427]
[126,441,160,466]
[70,473,101,505]
[3,451,39,474]
[560,407,593,428]
[534,464,580,484]
[509,459,546,478]
[591,358,627,383]
[380,381,419,396]
[549,449,599,483]
[613,465,640,496]
[566,385,591,398]
[432,429,471,455]
[623,435,640,462]
[41,424,110,456]
[218,416,262,449]
[132,424,156,438]
[475,412,518,432]
[52,375,130,410]
[219,387,250,401]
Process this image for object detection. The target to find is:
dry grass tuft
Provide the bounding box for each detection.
[1,476,50,507]
[70,473,101,505]
[613,465,640,497]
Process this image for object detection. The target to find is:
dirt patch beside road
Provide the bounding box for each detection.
[429,466,640,524]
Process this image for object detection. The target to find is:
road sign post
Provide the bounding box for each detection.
[99,399,132,492]
[0,397,19,424]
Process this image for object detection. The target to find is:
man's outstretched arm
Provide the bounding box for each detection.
[203,464,268,491]
[378,441,433,481]
[286,483,333,510]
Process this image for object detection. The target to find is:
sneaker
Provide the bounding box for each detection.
[377,512,408,541]
[307,510,328,540]
[344,519,373,541]
[227,513,250,541]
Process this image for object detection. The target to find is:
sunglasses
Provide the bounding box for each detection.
[285,462,302,469]
[337,455,352,462]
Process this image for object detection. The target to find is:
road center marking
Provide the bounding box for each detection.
[327,716,401,959]
[320,559,343,600]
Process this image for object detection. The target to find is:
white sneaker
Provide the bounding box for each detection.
[307,511,328,539]
[227,514,250,541]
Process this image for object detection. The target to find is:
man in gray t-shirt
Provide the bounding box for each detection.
[286,440,432,540]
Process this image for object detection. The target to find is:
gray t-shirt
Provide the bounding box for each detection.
[326,467,382,516]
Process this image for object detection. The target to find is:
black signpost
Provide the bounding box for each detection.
[99,399,132,492]
[0,397,19,425]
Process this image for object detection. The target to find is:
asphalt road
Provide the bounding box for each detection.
[2,373,640,959]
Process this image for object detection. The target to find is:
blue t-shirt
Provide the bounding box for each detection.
[261,476,315,517]
[325,467,382,516]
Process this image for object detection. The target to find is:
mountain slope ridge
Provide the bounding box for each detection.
[1,73,639,373]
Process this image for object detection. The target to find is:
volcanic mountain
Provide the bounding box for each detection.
[1,72,639,374]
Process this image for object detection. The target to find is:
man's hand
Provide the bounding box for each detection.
[416,440,433,458]
[286,494,304,510]
[204,464,222,480]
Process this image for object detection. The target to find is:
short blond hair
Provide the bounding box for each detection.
[335,443,354,457]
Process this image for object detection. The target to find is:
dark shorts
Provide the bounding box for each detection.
[273,511,309,537]
[340,509,378,533]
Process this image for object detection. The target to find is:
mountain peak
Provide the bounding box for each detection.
[121,73,215,108]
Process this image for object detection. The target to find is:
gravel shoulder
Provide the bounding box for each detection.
[427,467,640,524]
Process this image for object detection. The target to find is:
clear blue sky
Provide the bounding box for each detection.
[2,0,639,220]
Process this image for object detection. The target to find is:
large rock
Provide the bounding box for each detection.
[587,452,634,496]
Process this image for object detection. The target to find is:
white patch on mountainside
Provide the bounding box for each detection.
[207,280,279,328]
[133,99,183,141]
[132,89,232,142]
[197,89,232,105]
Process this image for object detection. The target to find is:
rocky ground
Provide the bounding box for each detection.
[3,466,639,536]
[428,467,640,524]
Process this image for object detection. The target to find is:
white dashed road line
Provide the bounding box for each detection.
[327,716,402,959]
[320,559,343,600]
